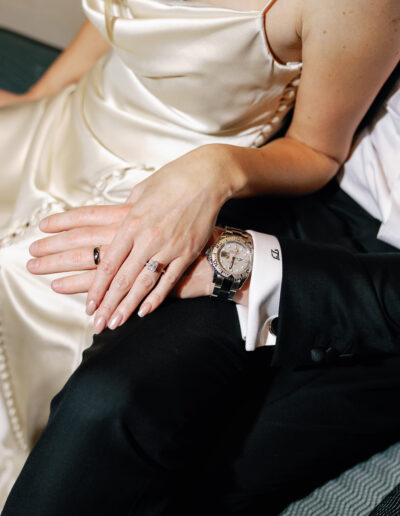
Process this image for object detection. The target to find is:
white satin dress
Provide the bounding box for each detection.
[0,0,301,505]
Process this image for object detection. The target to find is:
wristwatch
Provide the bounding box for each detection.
[206,227,253,301]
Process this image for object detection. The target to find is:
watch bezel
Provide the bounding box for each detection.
[206,233,253,281]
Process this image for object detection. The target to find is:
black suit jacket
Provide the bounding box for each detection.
[273,239,400,369]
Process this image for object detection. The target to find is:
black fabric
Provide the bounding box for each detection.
[3,182,400,516]
[370,485,400,516]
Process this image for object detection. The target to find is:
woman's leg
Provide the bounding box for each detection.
[2,297,263,516]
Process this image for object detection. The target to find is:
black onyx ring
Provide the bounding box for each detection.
[93,247,101,266]
[145,260,165,274]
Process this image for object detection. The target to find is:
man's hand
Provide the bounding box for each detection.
[27,205,130,294]
[27,214,249,329]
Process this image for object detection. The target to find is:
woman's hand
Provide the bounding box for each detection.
[82,144,244,333]
[0,89,37,108]
[28,219,249,307]
[36,144,245,333]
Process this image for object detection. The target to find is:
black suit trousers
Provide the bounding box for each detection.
[3,181,400,516]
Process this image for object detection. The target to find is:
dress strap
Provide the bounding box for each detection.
[262,0,279,14]
[262,0,287,66]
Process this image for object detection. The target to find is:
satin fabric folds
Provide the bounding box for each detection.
[0,0,301,506]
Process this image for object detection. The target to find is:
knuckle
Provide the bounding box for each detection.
[98,302,114,315]
[114,274,131,291]
[139,273,154,290]
[100,258,116,276]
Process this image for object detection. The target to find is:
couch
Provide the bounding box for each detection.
[0,20,399,516]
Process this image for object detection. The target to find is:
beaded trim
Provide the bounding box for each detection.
[0,328,28,452]
[251,73,301,148]
[0,200,67,249]
[0,164,156,249]
[0,163,155,451]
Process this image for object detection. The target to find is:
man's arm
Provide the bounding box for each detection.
[272,239,400,369]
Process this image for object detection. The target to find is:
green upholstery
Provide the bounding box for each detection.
[0,28,60,93]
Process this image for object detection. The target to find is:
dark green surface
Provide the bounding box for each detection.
[0,28,60,93]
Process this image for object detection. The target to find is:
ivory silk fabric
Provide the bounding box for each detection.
[0,0,301,506]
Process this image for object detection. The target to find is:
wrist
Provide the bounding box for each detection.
[202,144,248,201]
[25,84,46,101]
[233,274,250,306]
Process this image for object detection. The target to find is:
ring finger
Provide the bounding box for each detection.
[27,246,108,275]
[94,256,167,333]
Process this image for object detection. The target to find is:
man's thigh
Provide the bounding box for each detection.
[3,297,263,516]
[77,296,259,468]
[208,354,400,515]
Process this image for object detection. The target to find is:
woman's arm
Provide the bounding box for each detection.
[28,20,111,99]
[0,20,110,106]
[219,0,400,199]
[30,0,400,332]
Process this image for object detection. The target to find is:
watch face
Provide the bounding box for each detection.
[218,240,252,277]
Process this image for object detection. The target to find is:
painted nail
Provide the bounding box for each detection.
[93,316,106,335]
[28,259,39,271]
[108,314,122,331]
[138,303,151,318]
[86,300,97,316]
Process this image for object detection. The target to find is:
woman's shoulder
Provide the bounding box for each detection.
[300,0,400,41]
[264,0,399,68]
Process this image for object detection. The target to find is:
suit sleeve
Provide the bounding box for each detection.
[271,238,400,369]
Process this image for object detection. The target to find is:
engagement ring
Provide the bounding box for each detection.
[145,260,165,274]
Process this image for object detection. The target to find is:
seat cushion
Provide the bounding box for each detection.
[0,28,60,93]
[281,442,400,515]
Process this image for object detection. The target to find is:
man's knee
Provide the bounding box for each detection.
[50,297,247,468]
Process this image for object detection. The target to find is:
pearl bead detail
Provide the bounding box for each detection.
[251,71,301,148]
[0,162,157,453]
[0,330,27,451]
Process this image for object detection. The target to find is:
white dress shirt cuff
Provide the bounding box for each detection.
[236,231,282,351]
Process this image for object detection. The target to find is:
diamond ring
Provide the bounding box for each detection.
[145,260,166,274]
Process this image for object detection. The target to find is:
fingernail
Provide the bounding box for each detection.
[138,303,151,318]
[52,279,62,290]
[29,242,37,255]
[28,259,39,271]
[108,314,122,330]
[39,218,48,230]
[86,300,97,316]
[93,316,106,335]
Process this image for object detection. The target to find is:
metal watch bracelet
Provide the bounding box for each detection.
[210,227,253,301]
